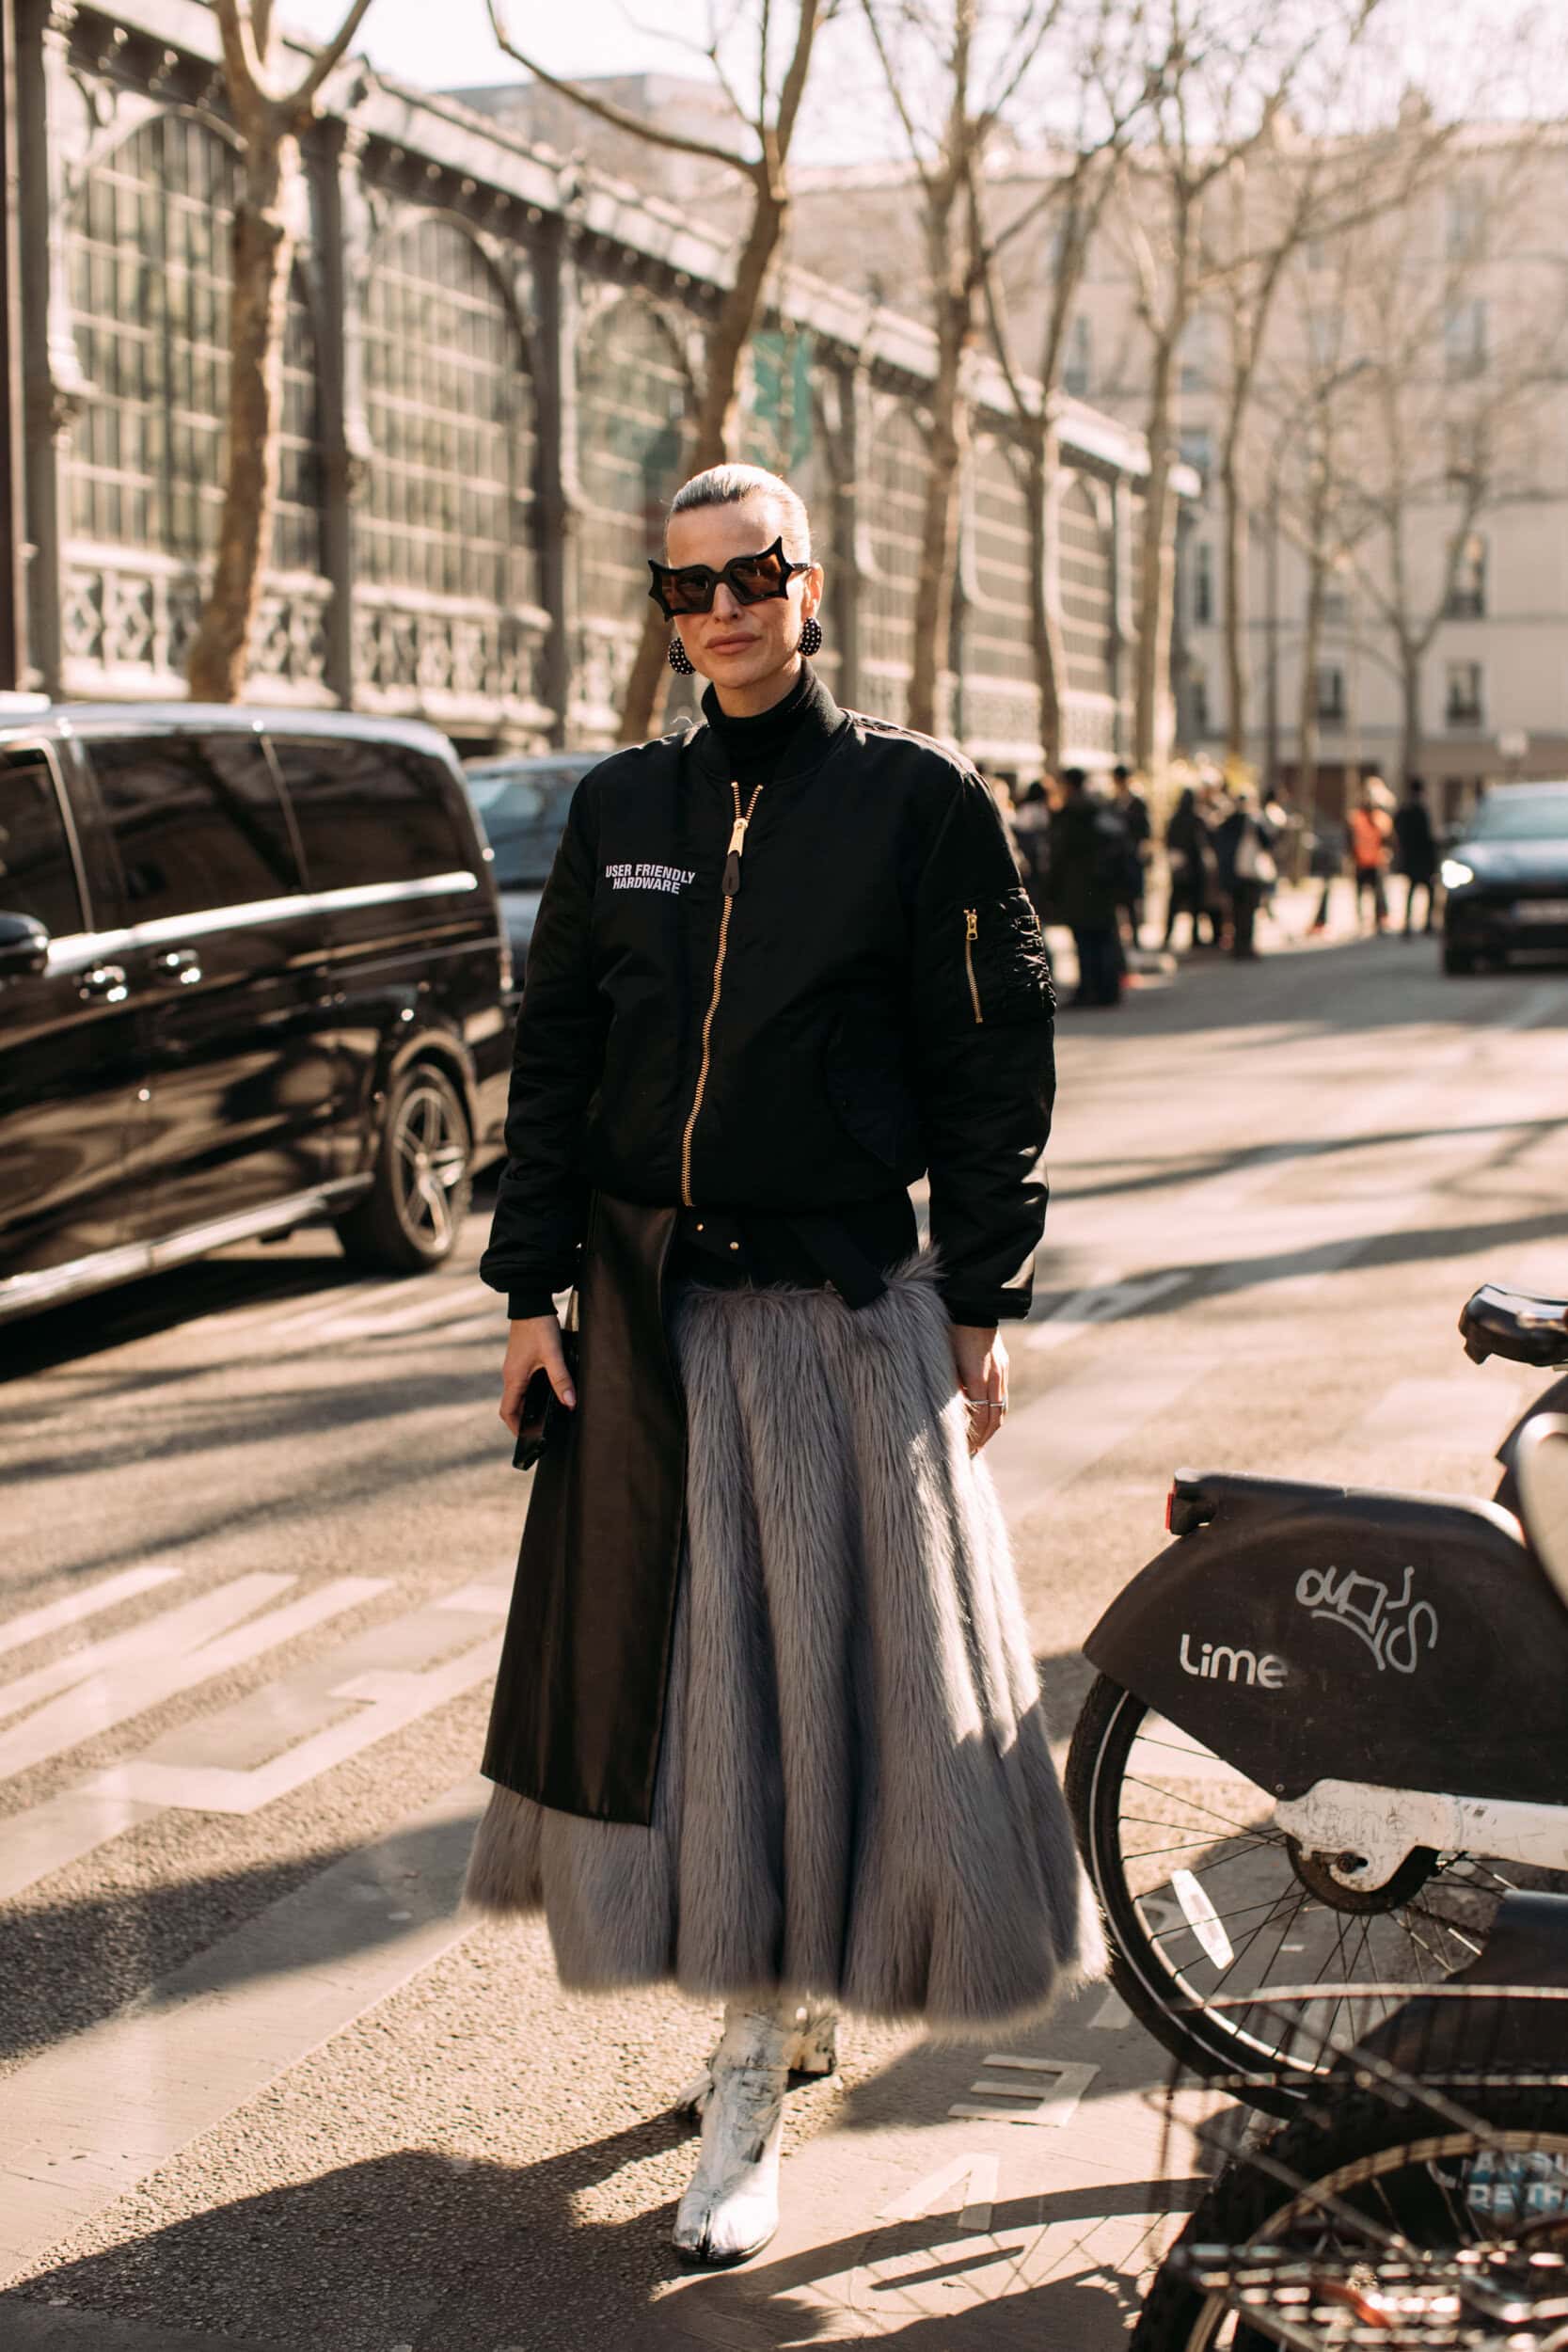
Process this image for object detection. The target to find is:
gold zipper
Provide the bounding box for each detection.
[963,907,984,1024]
[680,780,763,1206]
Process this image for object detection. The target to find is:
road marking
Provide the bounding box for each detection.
[948,2057,1099,2127]
[0,1581,510,1899]
[88,1634,500,1815]
[0,1566,181,1661]
[879,2151,1000,2233]
[314,1286,504,1343]
[0,1575,297,1732]
[1024,1270,1188,1353]
[1171,1870,1235,1970]
[0,1772,486,2280]
[990,1360,1204,1523]
[1091,1987,1132,2029]
[0,1576,385,1783]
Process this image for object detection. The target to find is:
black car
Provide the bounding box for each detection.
[463,754,595,978]
[1443,782,1568,974]
[0,703,512,1325]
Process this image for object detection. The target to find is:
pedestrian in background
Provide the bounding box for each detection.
[1012,778,1053,928]
[1347,778,1394,932]
[1162,784,1220,952]
[1393,775,1438,935]
[1213,782,1275,961]
[1049,767,1127,1006]
[1307,811,1346,933]
[1110,763,1151,948]
[467,462,1097,2271]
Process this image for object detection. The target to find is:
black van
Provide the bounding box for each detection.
[0,703,512,1326]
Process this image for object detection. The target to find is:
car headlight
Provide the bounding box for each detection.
[1441,858,1476,890]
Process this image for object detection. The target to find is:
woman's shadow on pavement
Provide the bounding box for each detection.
[9,2116,1180,2351]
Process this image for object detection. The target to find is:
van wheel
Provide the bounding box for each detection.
[335,1063,472,1272]
[1442,944,1476,975]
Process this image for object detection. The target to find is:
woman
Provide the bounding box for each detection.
[1212,782,1275,961]
[465,464,1100,2268]
[1162,784,1218,951]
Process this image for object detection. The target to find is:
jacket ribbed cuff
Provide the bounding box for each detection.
[942,1295,1026,1327]
[507,1289,560,1323]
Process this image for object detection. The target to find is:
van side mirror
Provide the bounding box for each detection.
[1515,1412,1568,1605]
[0,912,50,978]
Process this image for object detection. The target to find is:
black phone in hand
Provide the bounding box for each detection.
[513,1365,570,1470]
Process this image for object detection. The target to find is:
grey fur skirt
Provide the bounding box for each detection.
[464,1254,1104,2030]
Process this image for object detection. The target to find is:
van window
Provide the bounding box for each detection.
[268,739,469,895]
[0,746,85,939]
[87,733,302,924]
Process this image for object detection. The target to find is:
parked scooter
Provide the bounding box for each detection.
[1066,1283,1568,2106]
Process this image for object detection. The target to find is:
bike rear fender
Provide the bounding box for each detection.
[1085,1473,1568,1806]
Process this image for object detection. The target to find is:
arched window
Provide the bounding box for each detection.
[358,219,537,608]
[1058,474,1114,701]
[577,294,689,627]
[67,115,322,575]
[863,399,929,696]
[969,441,1035,687]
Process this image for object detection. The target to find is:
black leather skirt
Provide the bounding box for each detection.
[479,1186,917,1825]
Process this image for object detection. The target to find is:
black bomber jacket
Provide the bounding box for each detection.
[479,686,1055,1327]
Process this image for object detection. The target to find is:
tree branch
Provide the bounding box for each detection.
[210,0,265,112]
[288,0,379,116]
[858,0,935,192]
[486,0,764,172]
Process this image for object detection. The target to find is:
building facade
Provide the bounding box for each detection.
[793,117,1568,818]
[12,0,1164,770]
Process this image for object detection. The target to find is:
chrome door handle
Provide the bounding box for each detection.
[150,946,202,987]
[78,962,128,1003]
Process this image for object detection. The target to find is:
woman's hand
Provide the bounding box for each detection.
[950,1322,1008,1455]
[499,1313,576,1437]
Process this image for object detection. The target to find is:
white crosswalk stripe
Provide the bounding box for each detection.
[0,1576,384,1779]
[0,1772,486,2280]
[0,1565,181,1661]
[0,1577,512,1899]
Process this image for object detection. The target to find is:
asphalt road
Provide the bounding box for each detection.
[2,904,1566,2351]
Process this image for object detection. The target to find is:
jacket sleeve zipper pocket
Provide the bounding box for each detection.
[963,907,984,1025]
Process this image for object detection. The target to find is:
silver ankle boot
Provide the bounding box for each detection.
[672,2002,795,2265]
[677,2000,839,2117]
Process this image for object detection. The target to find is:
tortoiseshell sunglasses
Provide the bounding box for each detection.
[647,537,808,618]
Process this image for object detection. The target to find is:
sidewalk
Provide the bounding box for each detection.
[640,1989,1206,2349]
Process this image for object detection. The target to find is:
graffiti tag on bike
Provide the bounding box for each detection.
[1293,1564,1439,1676]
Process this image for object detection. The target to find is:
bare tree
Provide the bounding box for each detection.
[1108,0,1382,775]
[187,0,376,703]
[1304,138,1568,788]
[859,0,1069,739]
[975,40,1139,767]
[1207,89,1477,768]
[489,0,830,744]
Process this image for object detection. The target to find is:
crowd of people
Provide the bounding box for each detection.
[998,762,1442,1009]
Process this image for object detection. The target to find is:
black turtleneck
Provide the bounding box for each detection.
[701,661,837,786]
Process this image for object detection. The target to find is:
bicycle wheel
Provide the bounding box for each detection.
[1132,2082,1568,2349]
[1067,1675,1524,2106]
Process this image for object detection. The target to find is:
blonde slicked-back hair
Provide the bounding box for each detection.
[666,464,813,563]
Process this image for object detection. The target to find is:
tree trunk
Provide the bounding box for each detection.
[1220,436,1248,763]
[1399,645,1422,789]
[1297,556,1325,818]
[616,180,787,745]
[1025,432,1067,771]
[1132,334,1177,773]
[187,133,295,703]
[907,263,971,740]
